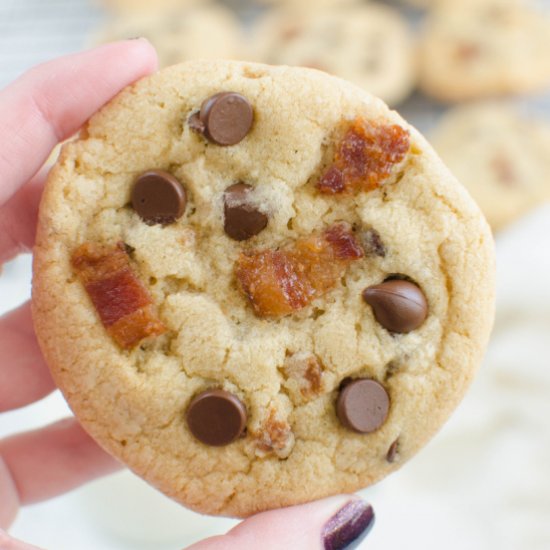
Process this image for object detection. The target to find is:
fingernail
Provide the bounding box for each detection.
[322,499,375,550]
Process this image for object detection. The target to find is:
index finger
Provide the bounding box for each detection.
[0,39,157,206]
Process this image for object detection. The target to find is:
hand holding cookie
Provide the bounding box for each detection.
[0,39,159,530]
[0,43,376,550]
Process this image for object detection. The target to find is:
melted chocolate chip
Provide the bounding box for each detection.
[131,170,187,225]
[336,379,390,434]
[362,279,428,333]
[198,92,253,146]
[186,389,247,447]
[223,183,268,241]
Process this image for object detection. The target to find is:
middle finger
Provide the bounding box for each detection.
[0,302,55,413]
[0,169,48,266]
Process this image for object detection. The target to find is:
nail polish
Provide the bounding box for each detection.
[322,500,375,550]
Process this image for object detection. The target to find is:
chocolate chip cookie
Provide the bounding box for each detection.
[251,3,417,106]
[33,60,495,517]
[257,0,354,6]
[430,101,550,231]
[419,0,550,101]
[99,0,200,15]
[400,0,432,7]
[96,5,243,68]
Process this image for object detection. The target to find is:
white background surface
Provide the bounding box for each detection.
[1,0,550,549]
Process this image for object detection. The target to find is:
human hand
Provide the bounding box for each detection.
[0,38,158,544]
[0,42,375,550]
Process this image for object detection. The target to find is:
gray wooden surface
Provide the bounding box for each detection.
[0,0,102,88]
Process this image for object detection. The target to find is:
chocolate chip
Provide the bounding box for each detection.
[362,279,428,333]
[359,228,386,257]
[198,92,253,146]
[336,379,390,434]
[386,439,399,463]
[339,377,353,390]
[186,389,247,447]
[131,170,187,225]
[223,183,268,241]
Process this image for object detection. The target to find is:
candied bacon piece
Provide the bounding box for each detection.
[303,356,323,396]
[85,269,151,326]
[108,308,165,349]
[235,222,364,318]
[318,166,345,194]
[323,223,365,260]
[318,117,410,195]
[253,408,294,458]
[236,250,313,317]
[71,242,166,349]
[283,353,324,398]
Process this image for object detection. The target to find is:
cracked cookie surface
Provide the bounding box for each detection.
[32,60,495,517]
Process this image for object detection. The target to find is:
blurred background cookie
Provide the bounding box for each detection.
[96,4,244,66]
[430,102,550,231]
[255,0,356,6]
[399,0,434,8]
[250,2,417,106]
[98,0,202,15]
[419,0,550,102]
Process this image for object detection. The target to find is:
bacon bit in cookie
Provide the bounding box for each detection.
[491,154,517,187]
[323,223,365,260]
[317,118,410,195]
[283,352,323,398]
[235,222,364,318]
[280,24,302,41]
[253,409,294,458]
[303,357,323,395]
[455,43,482,61]
[71,242,166,349]
[319,166,345,193]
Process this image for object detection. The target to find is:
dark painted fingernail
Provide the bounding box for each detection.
[322,500,375,550]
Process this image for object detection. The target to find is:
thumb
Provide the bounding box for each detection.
[186,496,374,550]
